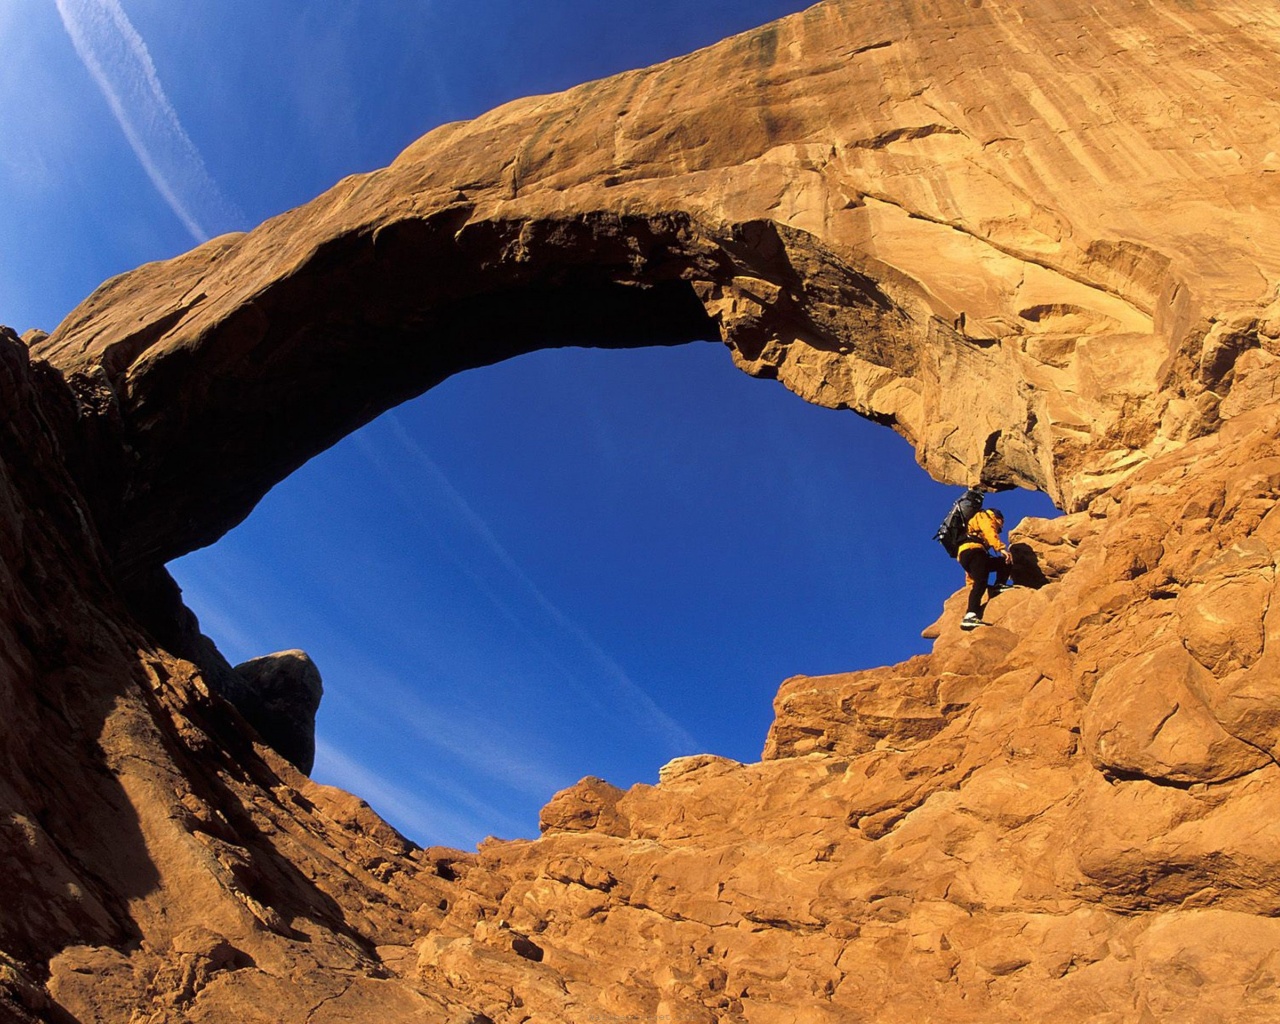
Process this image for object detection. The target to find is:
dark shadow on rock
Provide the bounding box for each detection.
[1,329,365,990]
[1009,541,1049,588]
[121,567,322,774]
[231,652,323,776]
[0,328,161,965]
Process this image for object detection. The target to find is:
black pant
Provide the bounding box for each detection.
[959,547,1011,616]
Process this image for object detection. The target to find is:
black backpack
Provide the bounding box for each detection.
[934,488,984,557]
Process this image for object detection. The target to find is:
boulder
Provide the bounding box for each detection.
[231,650,324,774]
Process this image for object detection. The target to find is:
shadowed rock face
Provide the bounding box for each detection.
[231,652,324,775]
[8,1,1280,1021]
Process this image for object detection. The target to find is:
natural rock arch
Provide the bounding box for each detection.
[36,0,1280,590]
[38,209,947,582]
[8,1,1280,1020]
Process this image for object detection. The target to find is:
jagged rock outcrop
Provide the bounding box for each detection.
[230,651,324,775]
[6,1,1280,1021]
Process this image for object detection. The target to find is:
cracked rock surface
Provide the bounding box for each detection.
[6,1,1280,1021]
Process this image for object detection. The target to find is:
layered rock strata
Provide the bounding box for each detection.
[5,0,1280,1021]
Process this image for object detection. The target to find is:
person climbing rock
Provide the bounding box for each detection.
[957,507,1014,630]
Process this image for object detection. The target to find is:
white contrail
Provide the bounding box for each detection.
[313,739,528,850]
[361,416,701,757]
[55,0,243,242]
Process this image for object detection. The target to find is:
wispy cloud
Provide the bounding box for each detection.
[359,415,701,756]
[171,541,572,845]
[55,0,243,242]
[313,738,529,850]
[168,544,309,665]
[342,664,573,802]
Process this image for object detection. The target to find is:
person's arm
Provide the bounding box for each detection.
[975,512,1010,557]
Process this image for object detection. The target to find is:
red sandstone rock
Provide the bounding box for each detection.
[5,1,1280,1021]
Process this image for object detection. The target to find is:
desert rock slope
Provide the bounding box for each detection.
[7,1,1280,1020]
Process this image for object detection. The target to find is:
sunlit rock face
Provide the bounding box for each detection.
[7,1,1280,1021]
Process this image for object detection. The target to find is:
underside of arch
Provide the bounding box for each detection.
[34,0,1280,590]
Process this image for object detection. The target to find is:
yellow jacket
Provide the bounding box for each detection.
[957,509,1007,559]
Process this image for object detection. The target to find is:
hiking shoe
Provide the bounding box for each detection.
[960,612,982,631]
[988,583,1019,597]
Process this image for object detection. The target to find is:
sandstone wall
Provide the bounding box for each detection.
[6,1,1280,1021]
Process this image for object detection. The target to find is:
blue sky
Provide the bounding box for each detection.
[2,1,1057,850]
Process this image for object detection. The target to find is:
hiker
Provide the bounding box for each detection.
[957,507,1014,630]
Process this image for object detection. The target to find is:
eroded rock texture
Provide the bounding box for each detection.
[7,0,1280,1020]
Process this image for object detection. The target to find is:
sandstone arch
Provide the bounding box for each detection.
[8,0,1280,1020]
[36,0,1280,588]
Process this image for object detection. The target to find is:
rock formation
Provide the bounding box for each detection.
[230,652,324,776]
[6,0,1280,1020]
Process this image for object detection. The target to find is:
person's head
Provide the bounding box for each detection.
[989,509,1005,529]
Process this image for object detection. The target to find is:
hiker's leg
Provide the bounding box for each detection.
[959,549,988,615]
[990,552,1011,593]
